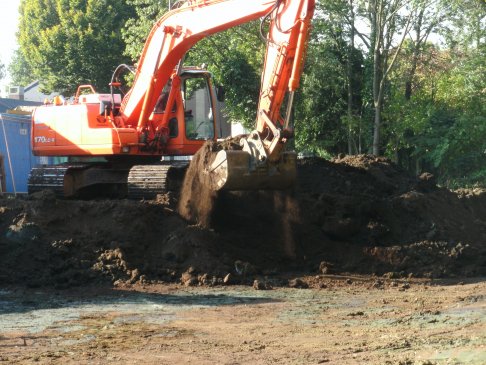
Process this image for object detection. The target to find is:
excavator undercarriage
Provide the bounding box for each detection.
[28,160,188,199]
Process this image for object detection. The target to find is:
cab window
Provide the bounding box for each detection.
[183,77,214,140]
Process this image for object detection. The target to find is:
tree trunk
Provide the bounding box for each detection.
[372,99,382,155]
[372,44,382,156]
[366,0,415,156]
[347,0,355,155]
[405,9,424,100]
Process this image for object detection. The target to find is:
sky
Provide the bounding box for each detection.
[0,0,22,86]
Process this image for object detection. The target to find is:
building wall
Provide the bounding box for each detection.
[0,155,6,192]
[2,82,57,102]
[215,98,233,139]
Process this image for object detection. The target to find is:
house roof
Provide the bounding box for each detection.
[0,98,42,114]
[24,80,40,93]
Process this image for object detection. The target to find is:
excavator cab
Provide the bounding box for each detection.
[149,68,219,156]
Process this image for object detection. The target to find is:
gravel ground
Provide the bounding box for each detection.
[1,277,485,364]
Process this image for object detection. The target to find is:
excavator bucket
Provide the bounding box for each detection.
[207,149,297,191]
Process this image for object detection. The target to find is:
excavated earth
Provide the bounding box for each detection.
[1,153,485,288]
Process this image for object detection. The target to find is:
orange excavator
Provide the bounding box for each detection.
[29,0,315,198]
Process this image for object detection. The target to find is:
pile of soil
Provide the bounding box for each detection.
[1,152,485,288]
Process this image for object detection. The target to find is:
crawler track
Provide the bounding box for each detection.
[28,162,188,199]
[28,165,71,197]
[127,162,188,200]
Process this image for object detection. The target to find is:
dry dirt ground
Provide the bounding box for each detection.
[0,154,485,363]
[0,279,485,364]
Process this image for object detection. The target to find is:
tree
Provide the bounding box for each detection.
[378,1,448,167]
[402,0,447,101]
[337,0,366,154]
[382,37,486,185]
[293,0,364,156]
[355,0,415,155]
[313,0,364,155]
[17,0,135,94]
[346,0,358,154]
[294,39,348,156]
[0,61,5,82]
[442,0,485,49]
[122,0,170,61]
[425,43,486,186]
[8,49,34,86]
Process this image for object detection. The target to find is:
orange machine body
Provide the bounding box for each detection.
[32,70,217,159]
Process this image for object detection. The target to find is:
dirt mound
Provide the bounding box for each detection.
[0,194,228,288]
[1,155,485,288]
[294,156,486,276]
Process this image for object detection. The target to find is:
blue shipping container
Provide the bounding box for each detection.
[0,113,55,193]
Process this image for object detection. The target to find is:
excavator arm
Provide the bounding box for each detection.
[256,0,314,161]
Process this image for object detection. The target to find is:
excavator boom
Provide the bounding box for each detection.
[121,0,278,127]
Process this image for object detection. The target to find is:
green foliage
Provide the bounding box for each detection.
[294,40,348,155]
[384,43,486,187]
[418,109,486,188]
[294,1,366,156]
[425,46,486,186]
[122,0,169,60]
[441,0,485,49]
[17,0,135,94]
[208,50,261,128]
[8,49,34,86]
